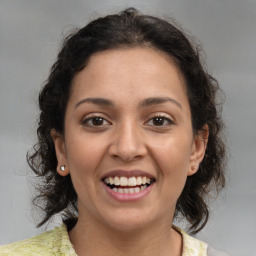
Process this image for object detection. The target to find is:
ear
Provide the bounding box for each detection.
[51,129,69,176]
[188,124,209,176]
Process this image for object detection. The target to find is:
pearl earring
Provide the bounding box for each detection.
[60,165,65,172]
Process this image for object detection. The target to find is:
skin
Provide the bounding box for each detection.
[51,47,208,256]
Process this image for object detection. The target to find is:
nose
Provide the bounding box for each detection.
[108,121,147,162]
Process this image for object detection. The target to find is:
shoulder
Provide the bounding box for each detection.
[176,227,208,256]
[0,224,77,256]
[173,226,230,256]
[207,245,231,256]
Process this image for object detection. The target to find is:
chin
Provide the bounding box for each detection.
[100,208,158,233]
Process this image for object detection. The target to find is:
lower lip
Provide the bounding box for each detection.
[103,183,154,202]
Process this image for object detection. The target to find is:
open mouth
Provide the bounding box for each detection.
[102,176,155,194]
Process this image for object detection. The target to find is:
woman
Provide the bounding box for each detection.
[0,8,229,256]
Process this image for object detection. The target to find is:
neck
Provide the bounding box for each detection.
[68,214,182,256]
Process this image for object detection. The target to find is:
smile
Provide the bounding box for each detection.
[103,176,154,194]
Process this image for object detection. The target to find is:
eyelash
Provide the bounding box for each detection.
[81,114,111,127]
[81,114,174,128]
[145,115,174,127]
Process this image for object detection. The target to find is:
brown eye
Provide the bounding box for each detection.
[153,117,165,126]
[146,116,173,127]
[82,116,110,127]
[91,117,104,126]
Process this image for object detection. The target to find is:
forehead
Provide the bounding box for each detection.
[70,47,188,107]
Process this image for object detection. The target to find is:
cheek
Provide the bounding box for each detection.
[66,129,106,163]
[66,139,103,201]
[151,133,192,171]
[149,134,192,193]
[156,147,189,186]
[156,148,189,207]
[65,135,105,178]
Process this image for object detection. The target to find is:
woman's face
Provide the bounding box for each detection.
[53,47,206,231]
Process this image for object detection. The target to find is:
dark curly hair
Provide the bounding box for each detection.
[27,8,226,234]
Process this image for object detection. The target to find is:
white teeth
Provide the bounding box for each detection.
[112,185,148,193]
[141,185,147,191]
[128,177,137,186]
[134,187,140,193]
[136,176,142,185]
[120,176,128,186]
[104,176,152,187]
[128,188,135,193]
[113,176,120,186]
[117,188,124,193]
[109,177,114,185]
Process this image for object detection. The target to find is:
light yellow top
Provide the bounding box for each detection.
[0,224,208,255]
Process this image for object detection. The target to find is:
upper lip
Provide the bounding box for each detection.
[101,169,155,180]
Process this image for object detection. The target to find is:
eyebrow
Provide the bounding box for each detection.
[75,98,114,109]
[75,96,181,109]
[140,97,182,109]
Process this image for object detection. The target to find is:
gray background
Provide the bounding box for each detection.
[0,1,255,255]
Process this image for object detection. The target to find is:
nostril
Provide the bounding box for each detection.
[108,131,147,161]
[113,154,143,162]
[109,146,147,162]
